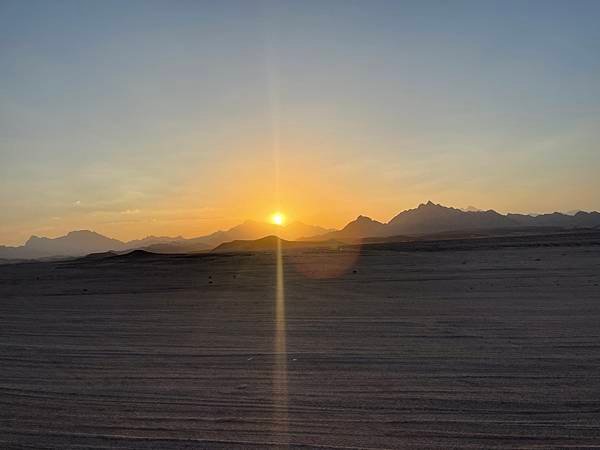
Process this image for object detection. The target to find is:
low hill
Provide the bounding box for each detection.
[212,235,341,253]
[112,249,162,260]
[76,251,119,261]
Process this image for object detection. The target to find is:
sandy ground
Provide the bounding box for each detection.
[1,234,600,449]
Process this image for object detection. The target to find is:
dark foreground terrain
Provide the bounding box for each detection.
[1,232,600,449]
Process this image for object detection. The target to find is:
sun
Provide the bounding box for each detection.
[271,212,285,226]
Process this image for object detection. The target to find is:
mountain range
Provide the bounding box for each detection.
[1,201,599,259]
[307,201,600,241]
[0,220,332,259]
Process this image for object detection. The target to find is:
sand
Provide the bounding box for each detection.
[1,234,600,448]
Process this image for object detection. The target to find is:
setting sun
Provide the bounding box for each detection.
[271,212,285,226]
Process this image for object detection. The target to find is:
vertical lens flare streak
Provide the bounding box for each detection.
[265,10,288,443]
[273,236,289,443]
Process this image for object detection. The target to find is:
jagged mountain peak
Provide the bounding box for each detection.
[354,215,378,223]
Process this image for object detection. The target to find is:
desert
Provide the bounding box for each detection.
[1,231,599,448]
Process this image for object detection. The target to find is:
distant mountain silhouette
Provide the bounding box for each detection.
[1,202,599,260]
[305,216,387,240]
[197,220,332,246]
[306,201,600,240]
[386,201,515,235]
[124,235,186,248]
[0,220,331,260]
[0,231,189,259]
[507,211,600,228]
[25,230,124,256]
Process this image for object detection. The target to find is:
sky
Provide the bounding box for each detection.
[1,0,600,245]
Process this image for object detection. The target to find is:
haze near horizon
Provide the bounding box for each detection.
[2,0,600,245]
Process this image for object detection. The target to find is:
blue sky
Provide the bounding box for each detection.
[1,0,599,244]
